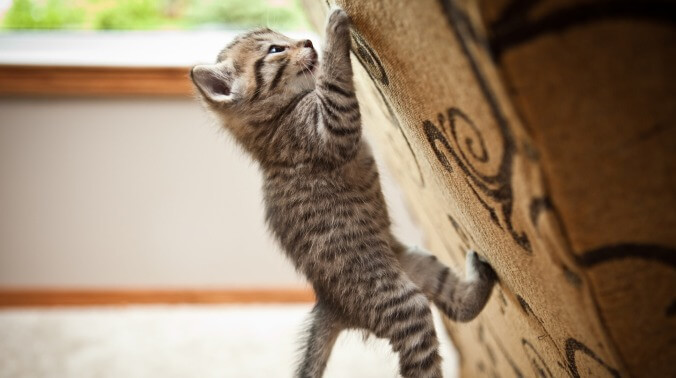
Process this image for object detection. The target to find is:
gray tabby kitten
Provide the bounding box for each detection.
[190,8,496,378]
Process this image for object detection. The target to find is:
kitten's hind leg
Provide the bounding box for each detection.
[368,280,442,378]
[393,240,497,322]
[445,250,497,321]
[296,302,342,378]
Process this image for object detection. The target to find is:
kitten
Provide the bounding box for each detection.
[190,8,496,378]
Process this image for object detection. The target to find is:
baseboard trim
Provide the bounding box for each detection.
[0,288,315,307]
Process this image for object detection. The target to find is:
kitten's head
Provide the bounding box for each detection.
[190,28,317,123]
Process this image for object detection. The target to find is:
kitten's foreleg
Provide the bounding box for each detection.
[319,7,353,85]
[314,7,361,162]
[392,240,497,322]
[296,302,342,378]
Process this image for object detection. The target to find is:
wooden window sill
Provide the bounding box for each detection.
[0,65,194,97]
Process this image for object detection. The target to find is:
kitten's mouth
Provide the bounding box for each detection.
[298,54,317,76]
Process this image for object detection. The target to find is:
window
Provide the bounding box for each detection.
[0,0,315,96]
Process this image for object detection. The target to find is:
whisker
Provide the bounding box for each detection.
[299,58,318,83]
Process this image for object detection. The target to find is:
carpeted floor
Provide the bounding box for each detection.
[0,304,458,378]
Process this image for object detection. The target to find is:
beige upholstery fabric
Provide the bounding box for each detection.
[302,1,675,377]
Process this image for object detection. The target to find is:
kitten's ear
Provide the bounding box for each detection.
[190,63,236,104]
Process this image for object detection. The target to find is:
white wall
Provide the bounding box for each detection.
[0,97,422,289]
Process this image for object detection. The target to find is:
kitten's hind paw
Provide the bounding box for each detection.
[465,250,497,282]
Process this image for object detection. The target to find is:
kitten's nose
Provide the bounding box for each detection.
[303,40,314,49]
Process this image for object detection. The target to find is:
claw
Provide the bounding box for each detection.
[465,250,480,281]
[465,249,496,282]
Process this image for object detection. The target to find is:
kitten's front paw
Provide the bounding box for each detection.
[465,250,497,282]
[327,6,350,35]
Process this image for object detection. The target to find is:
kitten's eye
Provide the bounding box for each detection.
[268,45,286,54]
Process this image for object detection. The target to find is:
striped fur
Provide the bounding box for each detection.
[190,8,496,378]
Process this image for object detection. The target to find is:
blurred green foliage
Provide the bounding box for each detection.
[96,0,163,30]
[0,0,309,30]
[2,0,84,29]
[185,0,306,30]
